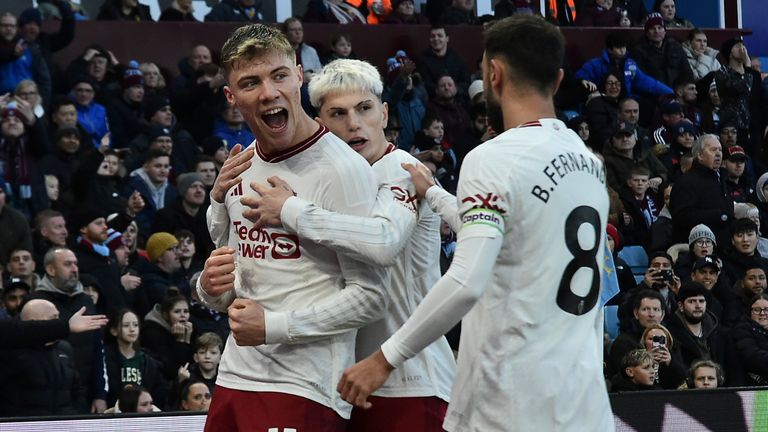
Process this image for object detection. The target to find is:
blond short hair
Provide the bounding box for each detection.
[221,23,294,77]
[308,59,383,109]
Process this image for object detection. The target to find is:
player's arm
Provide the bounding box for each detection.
[339,154,508,407]
[196,247,238,312]
[401,162,460,232]
[279,180,418,267]
[263,158,392,344]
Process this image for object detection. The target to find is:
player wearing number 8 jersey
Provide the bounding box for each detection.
[338,15,615,432]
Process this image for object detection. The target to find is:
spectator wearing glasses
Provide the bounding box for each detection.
[675,224,718,282]
[728,293,768,386]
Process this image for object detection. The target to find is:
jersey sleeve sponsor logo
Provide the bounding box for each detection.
[232,220,302,260]
[390,185,418,213]
[460,192,507,215]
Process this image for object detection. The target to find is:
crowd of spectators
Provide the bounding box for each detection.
[0,0,767,419]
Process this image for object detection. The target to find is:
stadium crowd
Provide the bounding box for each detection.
[0,0,767,418]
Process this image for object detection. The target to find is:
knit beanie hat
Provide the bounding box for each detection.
[644,12,665,31]
[144,95,171,121]
[606,223,621,250]
[105,228,124,251]
[69,208,105,233]
[688,224,717,246]
[18,8,42,27]
[121,60,144,90]
[176,172,203,197]
[146,232,178,263]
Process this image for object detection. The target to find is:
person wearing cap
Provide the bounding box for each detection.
[604,122,667,192]
[29,246,109,413]
[39,125,82,192]
[683,28,721,82]
[724,145,754,203]
[128,95,199,173]
[106,60,147,150]
[690,255,725,318]
[68,75,109,149]
[631,12,694,88]
[670,133,734,246]
[153,173,213,262]
[665,280,723,369]
[17,2,75,70]
[713,36,760,151]
[96,0,153,21]
[0,11,52,106]
[651,100,685,149]
[69,208,130,317]
[1,277,32,317]
[658,120,696,182]
[384,50,427,153]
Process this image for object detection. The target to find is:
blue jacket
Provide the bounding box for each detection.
[74,101,109,149]
[212,119,256,150]
[575,50,673,99]
[124,172,179,235]
[0,39,51,106]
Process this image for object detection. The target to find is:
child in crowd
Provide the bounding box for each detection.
[177,332,223,392]
[105,309,166,408]
[619,166,661,251]
[611,349,658,391]
[322,32,357,64]
[412,114,456,190]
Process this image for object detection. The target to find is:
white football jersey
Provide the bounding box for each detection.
[201,125,389,419]
[280,145,455,401]
[385,119,614,432]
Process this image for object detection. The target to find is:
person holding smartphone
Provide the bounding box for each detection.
[641,323,687,388]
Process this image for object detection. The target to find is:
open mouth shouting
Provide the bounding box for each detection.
[262,107,288,132]
[347,137,368,152]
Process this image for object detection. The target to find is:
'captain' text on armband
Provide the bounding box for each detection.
[232,220,302,260]
[531,151,606,204]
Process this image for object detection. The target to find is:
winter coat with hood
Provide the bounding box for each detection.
[141,304,194,381]
[682,42,721,82]
[29,275,107,403]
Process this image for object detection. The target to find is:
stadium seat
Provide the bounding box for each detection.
[604,305,620,341]
[618,246,648,276]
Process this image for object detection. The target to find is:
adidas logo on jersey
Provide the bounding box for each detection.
[229,182,244,197]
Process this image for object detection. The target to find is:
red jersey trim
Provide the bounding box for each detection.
[384,143,397,156]
[518,121,543,128]
[256,122,329,163]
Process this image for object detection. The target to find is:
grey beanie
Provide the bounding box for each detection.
[176,172,203,197]
[688,224,717,246]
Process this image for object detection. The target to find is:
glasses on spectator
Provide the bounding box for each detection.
[695,239,714,246]
[605,80,621,87]
[751,307,768,315]
[18,91,38,97]
[75,87,94,93]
